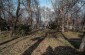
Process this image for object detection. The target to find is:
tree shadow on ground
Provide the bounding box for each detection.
[42,46,80,55]
[0,29,40,45]
[68,38,82,49]
[29,29,42,35]
[0,36,30,50]
[31,37,44,41]
[22,36,46,55]
[0,37,19,45]
[60,32,81,49]
[54,46,79,55]
[42,46,54,55]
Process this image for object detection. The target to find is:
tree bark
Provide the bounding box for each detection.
[79,32,85,52]
[28,0,32,25]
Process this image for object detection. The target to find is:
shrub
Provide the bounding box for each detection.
[48,22,57,29]
[14,24,31,35]
[0,18,7,31]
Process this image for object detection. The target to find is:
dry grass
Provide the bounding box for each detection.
[0,30,80,55]
[0,33,11,43]
[62,31,81,39]
[31,32,74,55]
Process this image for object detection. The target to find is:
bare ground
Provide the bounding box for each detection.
[0,31,81,55]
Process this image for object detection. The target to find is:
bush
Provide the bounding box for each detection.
[14,24,31,35]
[0,18,7,31]
[48,22,57,29]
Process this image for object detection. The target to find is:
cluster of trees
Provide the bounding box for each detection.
[0,0,57,34]
[50,0,85,32]
[0,0,42,35]
[0,0,85,32]
[50,0,85,52]
[0,0,85,52]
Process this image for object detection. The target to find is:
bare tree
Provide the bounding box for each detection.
[27,0,32,25]
[11,0,21,36]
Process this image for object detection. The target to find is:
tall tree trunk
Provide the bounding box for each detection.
[11,0,20,36]
[61,0,65,32]
[79,32,85,52]
[28,0,32,25]
[0,1,2,32]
